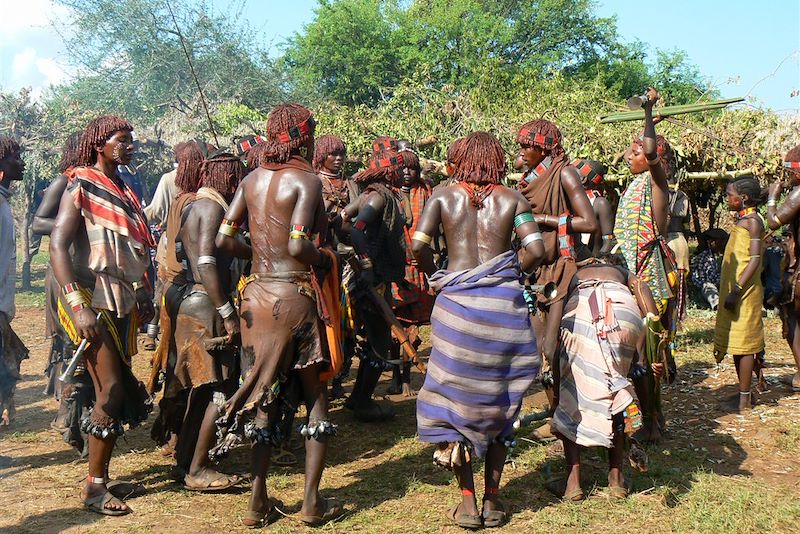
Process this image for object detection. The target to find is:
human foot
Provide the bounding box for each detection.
[184,468,241,492]
[482,496,508,528]
[298,497,344,526]
[447,500,481,530]
[242,497,282,528]
[401,383,417,397]
[607,470,629,499]
[105,479,146,499]
[82,479,131,516]
[545,478,584,501]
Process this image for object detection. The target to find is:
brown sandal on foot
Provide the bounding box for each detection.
[447,503,482,530]
[546,479,584,502]
[184,471,241,492]
[106,479,146,499]
[242,497,282,528]
[83,490,131,516]
[297,497,345,526]
[482,498,508,528]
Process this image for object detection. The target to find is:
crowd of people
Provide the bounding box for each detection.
[1,87,799,529]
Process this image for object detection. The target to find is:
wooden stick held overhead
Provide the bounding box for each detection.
[599,97,745,124]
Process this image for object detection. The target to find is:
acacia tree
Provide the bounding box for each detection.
[52,0,288,134]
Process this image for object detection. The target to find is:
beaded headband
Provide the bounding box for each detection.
[368,153,405,170]
[236,135,266,155]
[518,127,560,149]
[275,115,316,144]
[572,158,604,185]
[372,138,398,152]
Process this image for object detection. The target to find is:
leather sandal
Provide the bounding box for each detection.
[447,503,482,530]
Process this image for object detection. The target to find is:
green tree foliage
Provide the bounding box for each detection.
[312,72,790,182]
[0,89,57,288]
[282,0,405,106]
[51,0,288,133]
[282,0,712,106]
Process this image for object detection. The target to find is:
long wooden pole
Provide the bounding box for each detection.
[599,97,744,124]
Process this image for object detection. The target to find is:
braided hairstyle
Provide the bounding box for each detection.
[313,134,346,171]
[452,132,506,185]
[77,115,133,166]
[730,175,766,207]
[632,132,676,181]
[0,135,21,164]
[446,137,464,165]
[200,151,245,196]
[175,141,205,193]
[57,132,82,174]
[261,103,315,165]
[517,119,565,159]
[353,148,403,186]
[400,149,420,173]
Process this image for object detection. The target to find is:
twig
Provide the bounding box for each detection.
[745,50,800,99]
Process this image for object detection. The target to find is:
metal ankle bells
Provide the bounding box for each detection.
[244,421,284,447]
[298,420,337,439]
[80,416,125,439]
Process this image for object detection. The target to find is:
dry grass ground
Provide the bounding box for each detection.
[2,257,800,533]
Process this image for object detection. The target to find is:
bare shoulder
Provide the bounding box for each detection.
[738,215,764,235]
[560,164,582,183]
[282,168,321,193]
[496,185,529,206]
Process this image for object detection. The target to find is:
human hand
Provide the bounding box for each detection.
[723,290,740,311]
[650,362,665,378]
[136,288,155,323]
[76,308,102,341]
[223,314,240,340]
[643,87,659,108]
[768,180,783,199]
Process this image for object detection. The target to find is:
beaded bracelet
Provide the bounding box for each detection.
[218,218,240,237]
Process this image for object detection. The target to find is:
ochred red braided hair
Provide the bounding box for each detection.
[452,132,506,185]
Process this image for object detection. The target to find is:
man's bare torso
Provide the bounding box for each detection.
[435,185,524,271]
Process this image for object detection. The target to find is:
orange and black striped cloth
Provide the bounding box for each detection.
[392,182,435,325]
[66,167,153,316]
[67,166,154,248]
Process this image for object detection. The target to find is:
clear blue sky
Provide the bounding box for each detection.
[1,0,798,112]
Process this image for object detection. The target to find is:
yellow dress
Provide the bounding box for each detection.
[713,217,764,359]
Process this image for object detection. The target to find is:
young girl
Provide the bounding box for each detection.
[713,176,766,412]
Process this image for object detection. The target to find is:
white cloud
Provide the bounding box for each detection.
[0,0,74,98]
[6,47,70,99]
[35,57,68,87]
[3,0,72,41]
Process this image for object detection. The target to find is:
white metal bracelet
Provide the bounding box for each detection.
[520,232,543,249]
[216,301,235,319]
[197,255,217,266]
